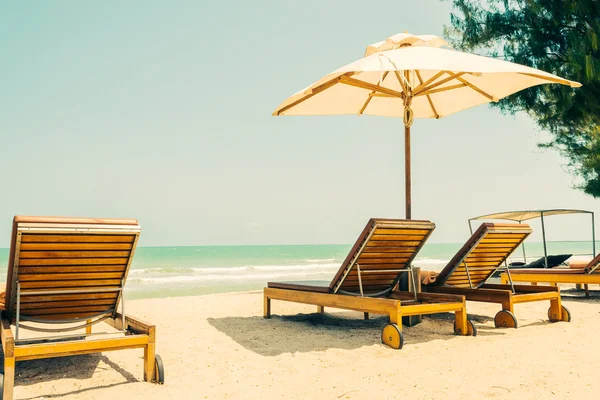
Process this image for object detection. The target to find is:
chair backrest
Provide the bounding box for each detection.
[585,253,600,274]
[436,223,532,288]
[329,218,435,296]
[5,216,141,323]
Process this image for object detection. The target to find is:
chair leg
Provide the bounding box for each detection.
[3,349,14,400]
[86,319,92,334]
[317,306,324,314]
[502,299,515,314]
[549,297,561,320]
[364,312,369,320]
[263,293,271,318]
[454,309,468,336]
[584,284,590,297]
[143,343,156,382]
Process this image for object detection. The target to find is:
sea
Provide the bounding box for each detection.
[0,241,597,300]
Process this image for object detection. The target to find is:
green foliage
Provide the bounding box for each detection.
[445,0,600,196]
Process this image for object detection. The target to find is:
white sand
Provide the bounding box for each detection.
[11,287,600,399]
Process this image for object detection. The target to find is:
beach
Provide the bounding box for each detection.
[10,286,600,400]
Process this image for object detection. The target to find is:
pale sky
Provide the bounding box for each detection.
[0,0,597,246]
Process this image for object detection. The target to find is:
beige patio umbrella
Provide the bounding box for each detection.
[273,32,581,219]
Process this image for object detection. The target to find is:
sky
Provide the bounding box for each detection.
[0,0,598,246]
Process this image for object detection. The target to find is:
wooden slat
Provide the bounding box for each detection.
[18,272,125,281]
[484,234,529,239]
[370,234,426,241]
[356,258,409,265]
[365,242,418,249]
[20,293,118,303]
[21,306,113,316]
[20,299,117,309]
[20,234,135,243]
[479,239,522,244]
[19,258,128,266]
[355,263,408,270]
[475,243,521,248]
[22,311,112,321]
[464,257,504,263]
[19,280,122,289]
[19,251,131,259]
[371,229,431,235]
[20,243,133,251]
[19,265,127,274]
[459,261,504,267]
[369,237,422,244]
[359,252,414,258]
[471,248,514,254]
[362,248,417,254]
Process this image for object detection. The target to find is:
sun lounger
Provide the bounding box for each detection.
[500,253,600,297]
[264,218,476,350]
[508,254,572,269]
[424,223,570,328]
[0,216,165,400]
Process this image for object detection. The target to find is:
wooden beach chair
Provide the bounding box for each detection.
[500,253,600,297]
[264,218,476,350]
[424,223,570,328]
[0,216,165,400]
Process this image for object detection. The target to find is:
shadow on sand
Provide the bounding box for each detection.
[560,288,600,302]
[0,352,139,399]
[208,311,503,356]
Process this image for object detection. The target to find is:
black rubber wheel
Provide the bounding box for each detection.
[494,310,518,329]
[454,319,477,336]
[548,305,571,323]
[155,354,165,384]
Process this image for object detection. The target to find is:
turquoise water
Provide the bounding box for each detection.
[0,241,597,299]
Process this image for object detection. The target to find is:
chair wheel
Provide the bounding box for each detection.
[494,310,518,328]
[155,354,165,384]
[381,323,404,349]
[454,319,477,336]
[548,305,571,322]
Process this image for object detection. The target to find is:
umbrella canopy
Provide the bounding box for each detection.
[272,32,581,218]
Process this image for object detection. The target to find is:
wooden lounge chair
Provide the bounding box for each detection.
[424,223,570,328]
[500,253,600,297]
[264,218,476,350]
[0,216,165,400]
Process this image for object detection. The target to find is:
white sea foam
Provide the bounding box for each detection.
[126,262,340,290]
[129,263,340,276]
[413,257,449,266]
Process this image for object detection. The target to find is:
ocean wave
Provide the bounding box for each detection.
[127,269,334,285]
[129,263,340,276]
[412,257,449,266]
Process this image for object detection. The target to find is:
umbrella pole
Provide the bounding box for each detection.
[405,124,411,219]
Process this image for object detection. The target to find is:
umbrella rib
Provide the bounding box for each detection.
[358,71,389,115]
[417,83,466,97]
[412,71,446,94]
[455,76,496,101]
[413,72,466,96]
[274,72,356,115]
[340,76,404,98]
[415,70,439,119]
[517,72,577,86]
